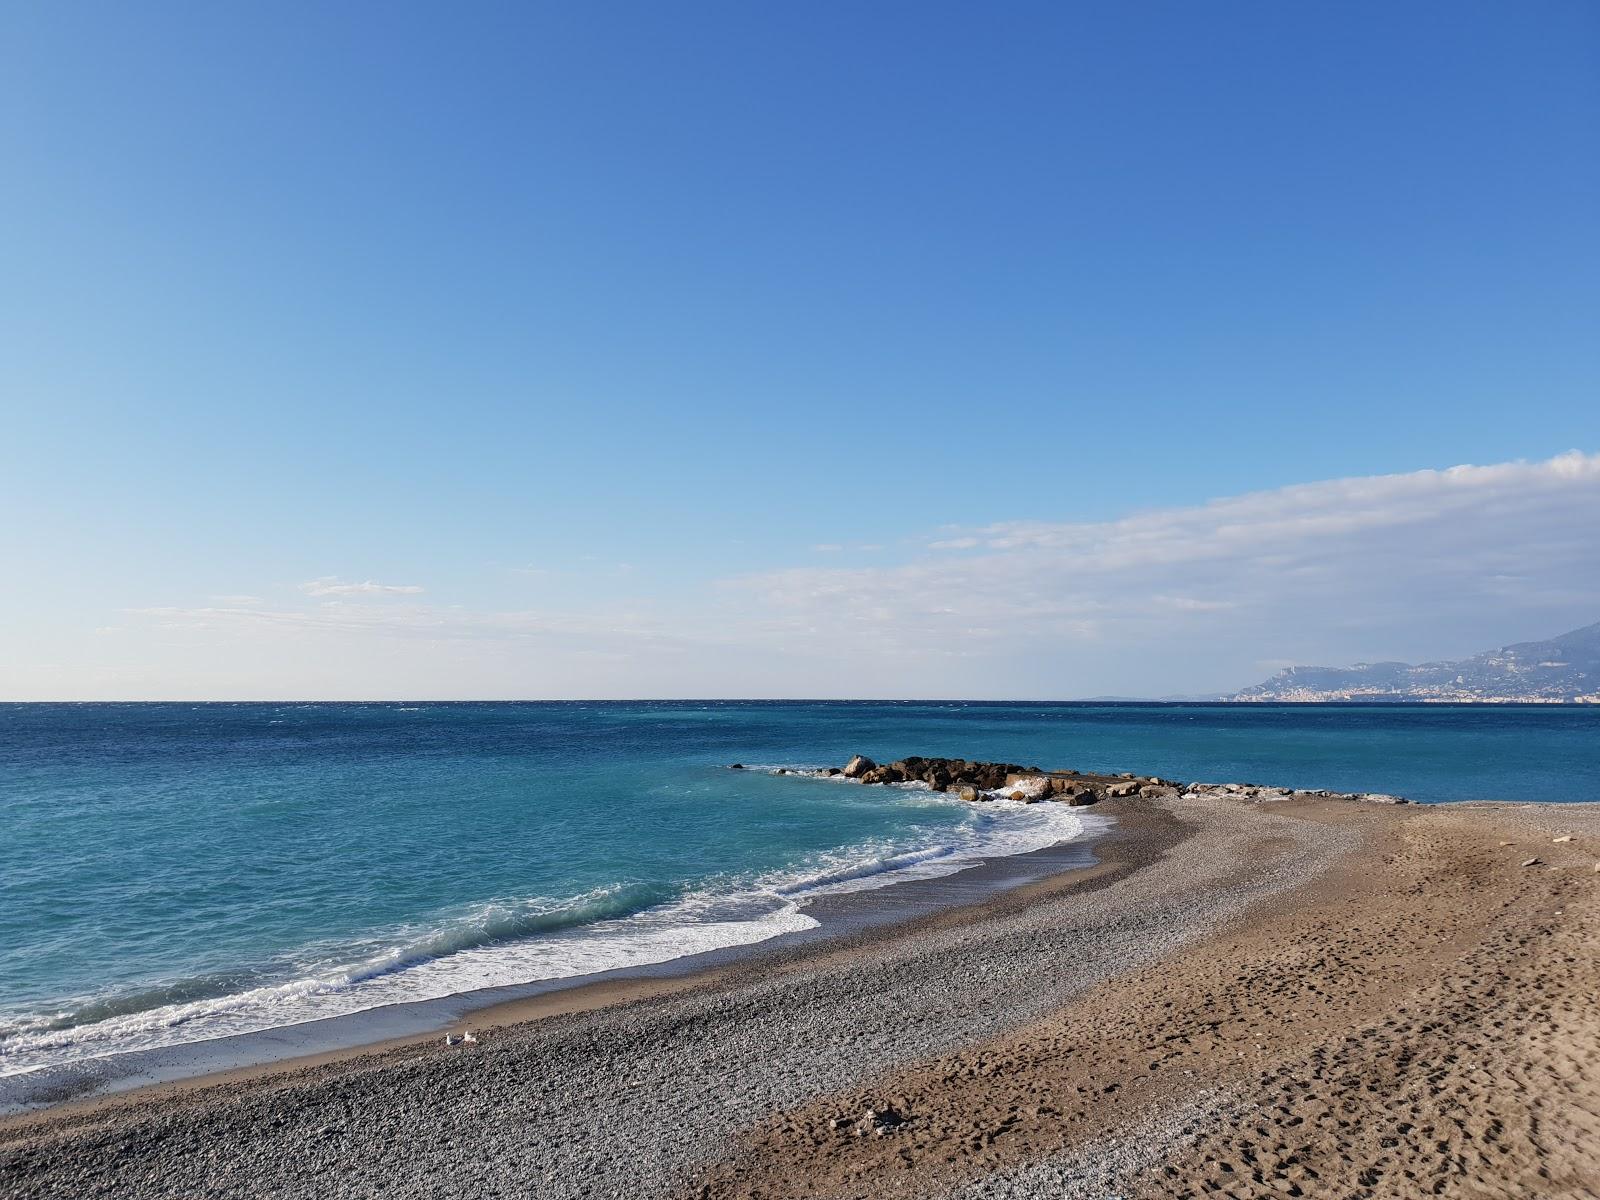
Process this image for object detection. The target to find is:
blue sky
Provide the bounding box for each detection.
[3,2,1597,698]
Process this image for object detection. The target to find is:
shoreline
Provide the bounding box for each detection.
[6,794,1597,1200]
[0,807,1119,1120]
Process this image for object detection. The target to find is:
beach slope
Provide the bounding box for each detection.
[3,795,1597,1199]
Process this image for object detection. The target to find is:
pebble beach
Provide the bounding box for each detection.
[7,787,1596,1198]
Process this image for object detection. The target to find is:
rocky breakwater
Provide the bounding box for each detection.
[827,755,1183,807]
[1181,781,1408,805]
[787,755,1409,808]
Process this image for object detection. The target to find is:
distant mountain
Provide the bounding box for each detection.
[1231,621,1600,703]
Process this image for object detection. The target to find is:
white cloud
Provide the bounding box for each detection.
[300,577,424,597]
[111,452,1600,699]
[930,451,1600,563]
[721,451,1600,691]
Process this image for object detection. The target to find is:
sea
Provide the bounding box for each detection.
[3,700,1597,1088]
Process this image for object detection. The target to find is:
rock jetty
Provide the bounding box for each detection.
[780,755,1408,807]
[823,755,1182,806]
[1182,781,1408,805]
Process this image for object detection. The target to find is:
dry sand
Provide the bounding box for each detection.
[694,801,1600,1200]
[3,795,1597,1199]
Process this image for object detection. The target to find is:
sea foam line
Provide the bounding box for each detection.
[0,788,1087,1078]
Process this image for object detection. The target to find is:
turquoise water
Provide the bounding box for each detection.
[2,701,1596,1077]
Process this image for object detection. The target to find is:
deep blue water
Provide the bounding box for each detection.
[2,700,1596,1077]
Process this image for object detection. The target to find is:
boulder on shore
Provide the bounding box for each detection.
[842,755,877,779]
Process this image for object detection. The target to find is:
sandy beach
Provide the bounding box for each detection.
[9,3,1598,1195]
[3,792,1598,1199]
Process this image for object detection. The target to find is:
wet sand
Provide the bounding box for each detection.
[4,795,1598,1199]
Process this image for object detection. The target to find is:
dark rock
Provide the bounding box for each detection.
[729,763,744,770]
[972,766,1007,791]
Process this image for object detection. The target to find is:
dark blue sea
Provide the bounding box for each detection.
[3,701,1596,1080]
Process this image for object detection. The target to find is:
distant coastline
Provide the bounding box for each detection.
[1228,619,1600,703]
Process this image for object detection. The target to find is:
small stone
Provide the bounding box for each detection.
[1521,857,1543,867]
[1553,835,1574,843]
[856,1106,906,1136]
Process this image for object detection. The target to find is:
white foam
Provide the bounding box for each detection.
[0,901,818,1077]
[766,794,1086,898]
[0,787,1091,1078]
